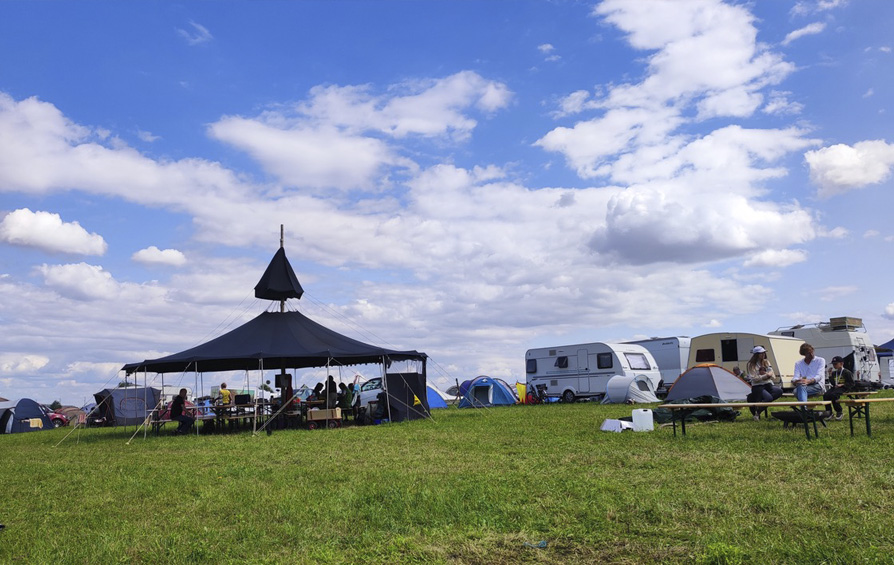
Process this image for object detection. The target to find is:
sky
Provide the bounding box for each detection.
[1,0,893,406]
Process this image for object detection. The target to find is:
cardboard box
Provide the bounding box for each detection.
[307,408,341,421]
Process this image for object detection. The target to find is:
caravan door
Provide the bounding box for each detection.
[577,349,590,394]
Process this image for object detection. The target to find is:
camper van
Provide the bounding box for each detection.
[525,342,662,402]
[624,337,691,387]
[768,317,881,384]
[687,333,804,388]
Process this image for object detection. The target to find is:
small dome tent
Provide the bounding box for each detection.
[0,398,53,434]
[426,385,449,409]
[664,365,751,402]
[457,376,518,408]
[602,374,659,404]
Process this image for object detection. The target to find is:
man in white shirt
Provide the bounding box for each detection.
[792,343,826,402]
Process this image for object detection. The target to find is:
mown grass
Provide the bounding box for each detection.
[3,396,894,564]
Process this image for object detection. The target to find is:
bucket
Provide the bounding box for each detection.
[631,409,653,432]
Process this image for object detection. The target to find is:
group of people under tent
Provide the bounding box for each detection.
[305,375,358,412]
[732,343,855,422]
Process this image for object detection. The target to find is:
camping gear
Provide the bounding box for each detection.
[600,419,633,432]
[602,374,660,404]
[664,365,751,402]
[457,376,518,408]
[632,409,654,431]
[0,398,54,433]
[92,387,161,427]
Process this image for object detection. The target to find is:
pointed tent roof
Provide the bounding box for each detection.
[664,364,751,402]
[254,247,304,301]
[123,310,425,375]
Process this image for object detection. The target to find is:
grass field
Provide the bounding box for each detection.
[2,397,894,564]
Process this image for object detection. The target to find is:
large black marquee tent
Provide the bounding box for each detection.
[122,233,428,422]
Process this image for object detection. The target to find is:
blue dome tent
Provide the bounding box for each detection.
[457,376,518,408]
[0,398,53,434]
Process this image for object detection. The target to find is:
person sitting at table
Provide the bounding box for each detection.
[745,346,782,421]
[792,343,826,402]
[170,388,195,435]
[337,382,354,417]
[822,355,855,421]
[218,382,233,405]
[308,382,324,402]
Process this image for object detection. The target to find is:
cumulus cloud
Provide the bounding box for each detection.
[805,140,894,197]
[885,303,894,320]
[782,22,826,46]
[132,246,187,267]
[743,249,808,268]
[792,0,847,17]
[0,353,49,374]
[208,71,510,190]
[36,263,120,301]
[177,21,213,45]
[818,285,857,302]
[763,91,803,115]
[0,208,107,255]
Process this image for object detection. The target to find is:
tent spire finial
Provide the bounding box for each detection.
[280,224,284,249]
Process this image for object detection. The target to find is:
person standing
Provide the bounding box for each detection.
[792,343,826,402]
[745,346,782,420]
[170,388,195,435]
[823,356,855,420]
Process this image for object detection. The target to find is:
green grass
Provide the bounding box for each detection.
[3,397,894,564]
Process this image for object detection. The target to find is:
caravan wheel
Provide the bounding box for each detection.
[562,390,575,403]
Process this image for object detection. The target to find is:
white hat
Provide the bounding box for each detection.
[751,345,767,354]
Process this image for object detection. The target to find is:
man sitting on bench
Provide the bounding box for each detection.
[171,388,195,435]
[823,355,854,421]
[792,343,826,402]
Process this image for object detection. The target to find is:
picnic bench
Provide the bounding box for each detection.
[841,397,894,437]
[658,401,831,440]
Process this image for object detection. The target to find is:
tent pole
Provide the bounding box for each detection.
[383,356,393,423]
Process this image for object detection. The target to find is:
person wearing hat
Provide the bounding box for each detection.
[745,345,782,420]
[822,356,855,421]
[792,343,826,402]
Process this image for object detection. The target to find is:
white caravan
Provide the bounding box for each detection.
[525,342,662,402]
[768,317,881,383]
[687,333,804,388]
[624,337,691,387]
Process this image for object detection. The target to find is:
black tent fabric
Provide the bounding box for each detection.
[384,372,429,422]
[93,387,161,426]
[254,247,304,301]
[123,311,426,375]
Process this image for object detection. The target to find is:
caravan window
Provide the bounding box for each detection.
[624,352,650,370]
[721,339,738,362]
[555,356,569,368]
[695,349,715,362]
[526,359,537,374]
[597,353,613,369]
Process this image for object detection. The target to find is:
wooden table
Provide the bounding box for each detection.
[658,401,831,440]
[841,398,894,437]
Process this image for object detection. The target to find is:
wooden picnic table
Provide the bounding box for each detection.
[658,401,831,440]
[841,397,894,437]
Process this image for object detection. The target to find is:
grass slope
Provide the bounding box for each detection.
[2,398,894,564]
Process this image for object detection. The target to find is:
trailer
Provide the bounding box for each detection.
[687,333,803,388]
[624,336,690,387]
[768,317,881,384]
[525,342,661,403]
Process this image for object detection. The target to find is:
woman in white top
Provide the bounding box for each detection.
[745,346,782,420]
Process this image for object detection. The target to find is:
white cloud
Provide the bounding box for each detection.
[538,43,555,54]
[863,88,874,99]
[792,0,847,16]
[885,303,894,320]
[132,246,187,267]
[137,130,160,142]
[805,140,894,197]
[822,226,848,239]
[705,319,723,328]
[763,91,804,115]
[177,21,213,46]
[782,22,826,46]
[864,230,880,238]
[743,249,808,268]
[818,285,857,302]
[0,353,49,374]
[37,263,120,301]
[0,208,107,255]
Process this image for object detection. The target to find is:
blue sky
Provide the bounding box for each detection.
[1,0,893,406]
